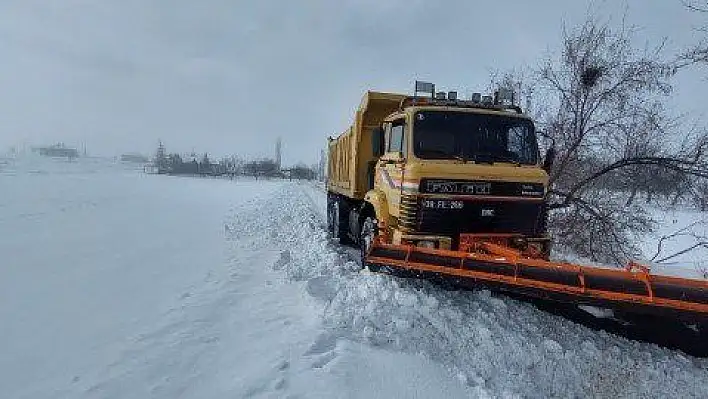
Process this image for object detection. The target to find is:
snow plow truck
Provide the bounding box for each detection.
[326,82,708,326]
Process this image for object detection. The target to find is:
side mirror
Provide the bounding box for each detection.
[372,127,385,157]
[542,146,555,173]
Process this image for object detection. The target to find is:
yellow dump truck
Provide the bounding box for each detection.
[326,82,708,324]
[327,84,551,262]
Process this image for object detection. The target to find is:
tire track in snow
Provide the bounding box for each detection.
[70,182,319,399]
[252,182,708,398]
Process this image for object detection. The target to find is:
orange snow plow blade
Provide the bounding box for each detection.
[365,234,708,323]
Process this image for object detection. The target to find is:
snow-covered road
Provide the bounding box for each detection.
[2,158,707,398]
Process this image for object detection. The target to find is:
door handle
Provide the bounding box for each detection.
[380,159,402,165]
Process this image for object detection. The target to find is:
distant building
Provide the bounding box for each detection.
[35,143,79,159]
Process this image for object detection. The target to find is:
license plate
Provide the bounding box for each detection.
[421,199,464,210]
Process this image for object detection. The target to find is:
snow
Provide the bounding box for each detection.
[640,207,708,280]
[544,203,708,280]
[2,157,707,398]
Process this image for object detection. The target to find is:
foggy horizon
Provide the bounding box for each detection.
[2,0,707,165]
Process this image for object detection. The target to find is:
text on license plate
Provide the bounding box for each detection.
[421,200,464,210]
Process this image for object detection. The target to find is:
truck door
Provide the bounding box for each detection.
[377,118,407,216]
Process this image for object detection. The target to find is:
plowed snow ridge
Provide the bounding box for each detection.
[228,182,708,398]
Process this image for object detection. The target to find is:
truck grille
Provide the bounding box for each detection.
[417,200,544,236]
[398,194,545,237]
[399,194,418,232]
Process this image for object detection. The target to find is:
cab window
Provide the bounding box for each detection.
[387,119,406,155]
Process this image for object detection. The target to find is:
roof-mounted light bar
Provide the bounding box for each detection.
[407,81,522,113]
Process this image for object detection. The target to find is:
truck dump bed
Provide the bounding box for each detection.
[327,91,405,199]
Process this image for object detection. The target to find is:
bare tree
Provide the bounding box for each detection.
[681,1,708,66]
[154,140,169,173]
[526,17,708,265]
[685,0,708,11]
[650,218,708,263]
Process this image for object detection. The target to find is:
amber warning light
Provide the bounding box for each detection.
[414,80,435,98]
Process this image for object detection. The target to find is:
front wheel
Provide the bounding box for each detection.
[360,216,380,272]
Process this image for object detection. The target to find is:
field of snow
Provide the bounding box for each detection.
[2,157,707,398]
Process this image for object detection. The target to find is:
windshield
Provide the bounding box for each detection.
[413,111,539,165]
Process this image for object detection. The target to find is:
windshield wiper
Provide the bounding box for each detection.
[421,149,453,158]
[494,154,521,166]
[471,152,493,164]
[454,149,469,163]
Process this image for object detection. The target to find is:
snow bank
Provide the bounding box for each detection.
[232,182,708,398]
[4,158,705,398]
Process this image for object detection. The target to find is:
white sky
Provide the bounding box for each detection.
[1,0,706,165]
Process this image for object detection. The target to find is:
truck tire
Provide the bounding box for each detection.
[327,194,352,245]
[360,216,380,272]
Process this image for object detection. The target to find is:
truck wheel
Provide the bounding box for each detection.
[360,216,380,272]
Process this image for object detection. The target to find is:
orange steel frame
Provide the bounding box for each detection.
[367,234,708,319]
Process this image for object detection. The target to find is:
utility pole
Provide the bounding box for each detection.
[318,148,326,181]
[275,137,282,171]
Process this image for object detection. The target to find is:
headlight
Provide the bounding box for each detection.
[528,242,544,252]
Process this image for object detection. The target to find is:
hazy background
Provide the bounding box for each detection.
[1,0,706,165]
